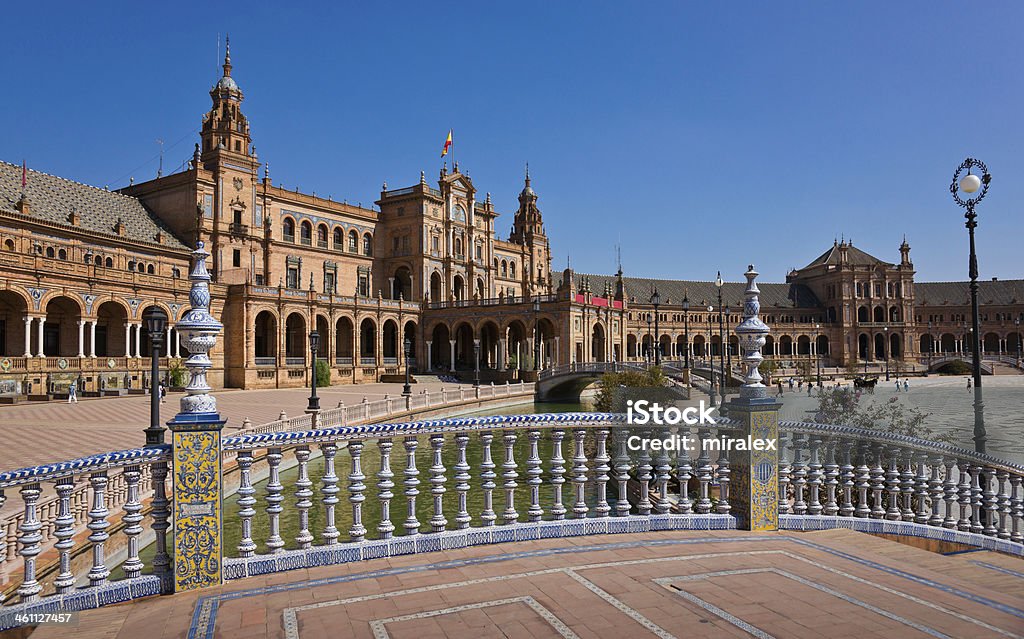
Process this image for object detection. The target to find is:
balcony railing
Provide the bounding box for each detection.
[254,357,276,366]
[228,222,249,236]
[359,357,376,366]
[282,233,295,243]
[335,356,353,366]
[284,356,305,366]
[301,236,312,246]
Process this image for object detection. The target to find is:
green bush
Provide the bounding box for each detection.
[168,359,188,388]
[315,358,332,387]
[936,359,972,375]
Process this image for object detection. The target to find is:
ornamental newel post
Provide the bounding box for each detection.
[166,241,226,592]
[143,306,168,446]
[727,265,781,531]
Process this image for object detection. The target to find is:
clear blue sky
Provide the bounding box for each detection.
[4,2,1021,283]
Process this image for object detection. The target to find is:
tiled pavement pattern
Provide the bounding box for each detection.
[29,529,1024,639]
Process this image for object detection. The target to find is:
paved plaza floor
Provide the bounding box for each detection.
[0,380,479,471]
[28,528,1024,639]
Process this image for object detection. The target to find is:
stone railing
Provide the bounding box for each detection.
[1,410,1021,628]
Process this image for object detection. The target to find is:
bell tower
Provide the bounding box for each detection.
[509,165,552,295]
[200,37,256,171]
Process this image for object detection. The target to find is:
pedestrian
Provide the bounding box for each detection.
[159,381,166,403]
[67,382,78,404]
[807,383,812,396]
[895,381,900,392]
[789,378,794,390]
[903,380,909,392]
[967,378,972,390]
[776,380,784,397]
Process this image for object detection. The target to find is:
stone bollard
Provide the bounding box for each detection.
[278,410,288,421]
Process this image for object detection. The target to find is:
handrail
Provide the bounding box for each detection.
[0,445,171,489]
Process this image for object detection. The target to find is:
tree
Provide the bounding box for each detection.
[594,366,670,412]
[168,358,187,388]
[811,387,953,443]
[315,358,332,388]
[758,358,779,383]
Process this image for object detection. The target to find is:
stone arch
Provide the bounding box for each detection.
[859,333,870,360]
[43,295,83,357]
[919,333,934,355]
[796,335,811,356]
[764,335,775,357]
[779,335,793,356]
[429,271,443,303]
[693,334,707,358]
[452,321,474,369]
[591,322,607,363]
[285,312,307,361]
[889,306,901,322]
[873,306,884,323]
[430,323,451,371]
[315,314,330,358]
[403,320,417,367]
[282,216,295,240]
[476,277,485,300]
[348,229,359,253]
[478,320,500,369]
[316,223,329,247]
[453,274,465,301]
[874,333,886,359]
[816,335,829,356]
[983,332,1000,354]
[939,333,956,353]
[359,317,377,361]
[362,232,373,256]
[392,265,413,301]
[0,289,30,356]
[254,310,277,360]
[335,316,354,362]
[890,332,902,359]
[332,226,344,249]
[300,220,313,245]
[627,334,638,359]
[382,319,400,362]
[659,334,672,360]
[505,319,529,370]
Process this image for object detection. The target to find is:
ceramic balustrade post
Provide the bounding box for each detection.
[122,466,144,579]
[86,472,110,586]
[1009,475,1023,543]
[928,454,944,527]
[526,430,544,522]
[374,438,393,540]
[677,425,693,515]
[777,431,791,515]
[914,452,930,525]
[970,465,984,534]
[637,428,654,515]
[550,430,567,520]
[265,448,285,553]
[791,434,807,515]
[17,484,43,602]
[885,447,902,521]
[480,432,497,526]
[957,460,973,531]
[455,433,472,528]
[823,439,839,517]
[615,428,633,516]
[349,442,368,541]
[52,478,76,594]
[839,440,854,517]
[428,435,447,532]
[996,470,1011,540]
[595,428,611,517]
[502,431,519,524]
[869,445,886,519]
[321,443,341,544]
[807,436,823,516]
[982,467,998,536]
[403,437,420,535]
[900,449,916,521]
[716,427,731,516]
[295,446,313,548]
[236,452,257,557]
[572,428,589,519]
[942,458,959,529]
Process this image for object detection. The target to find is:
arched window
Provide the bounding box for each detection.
[454,237,463,256]
[510,262,516,278]
[46,246,55,258]
[300,221,312,245]
[4,239,14,251]
[137,262,145,272]
[147,264,155,274]
[94,255,102,266]
[363,233,373,256]
[283,218,295,241]
[172,267,181,278]
[317,224,328,247]
[501,260,508,277]
[58,248,67,260]
[105,257,114,268]
[333,227,343,249]
[348,230,358,252]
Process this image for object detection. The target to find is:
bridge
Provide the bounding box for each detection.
[919,354,1023,374]
[535,361,693,401]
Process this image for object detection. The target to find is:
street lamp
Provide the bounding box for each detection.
[473,338,481,387]
[143,306,168,447]
[715,272,724,399]
[1016,318,1022,364]
[533,296,541,371]
[682,292,690,371]
[725,305,732,383]
[926,320,933,376]
[402,337,412,397]
[650,287,661,366]
[883,326,890,381]
[815,323,821,387]
[646,313,653,364]
[307,330,320,412]
[951,157,991,454]
[706,305,716,405]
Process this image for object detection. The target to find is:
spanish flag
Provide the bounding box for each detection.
[441,129,453,158]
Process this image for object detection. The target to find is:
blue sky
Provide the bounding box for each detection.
[4,2,1022,283]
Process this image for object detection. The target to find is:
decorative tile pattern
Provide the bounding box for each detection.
[364,596,580,639]
[172,430,222,591]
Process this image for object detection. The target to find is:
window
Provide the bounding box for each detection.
[476,244,482,260]
[317,224,328,248]
[300,221,312,245]
[431,236,439,253]
[283,218,295,241]
[105,257,113,268]
[454,237,462,256]
[138,262,145,272]
[94,255,102,266]
[233,249,241,267]
[510,262,516,278]
[147,264,155,274]
[333,228,343,249]
[46,247,54,258]
[348,230,358,252]
[58,249,67,260]
[203,194,214,219]
[324,272,336,294]
[363,233,373,256]
[233,209,242,225]
[172,267,181,278]
[286,267,299,289]
[358,275,369,297]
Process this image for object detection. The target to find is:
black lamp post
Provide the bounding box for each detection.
[951,157,991,454]
[646,314,652,364]
[403,337,412,397]
[533,296,541,371]
[725,305,733,383]
[715,272,725,398]
[1016,318,1021,364]
[814,323,821,386]
[308,330,320,412]
[926,320,932,376]
[473,338,481,387]
[884,326,890,381]
[143,306,168,447]
[706,304,716,405]
[650,287,661,366]
[682,292,690,371]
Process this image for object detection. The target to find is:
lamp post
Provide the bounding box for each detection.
[926,320,932,376]
[682,292,690,371]
[473,338,481,387]
[650,287,661,366]
[143,306,168,447]
[1016,318,1022,364]
[706,305,716,405]
[814,323,821,387]
[307,330,320,412]
[533,296,541,371]
[402,337,412,397]
[646,314,652,364]
[725,305,732,383]
[951,157,990,454]
[883,326,890,381]
[715,272,725,398]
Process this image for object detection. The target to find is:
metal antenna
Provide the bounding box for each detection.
[156,139,164,178]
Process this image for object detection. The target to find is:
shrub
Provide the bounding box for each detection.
[937,360,972,375]
[315,358,332,387]
[168,359,187,388]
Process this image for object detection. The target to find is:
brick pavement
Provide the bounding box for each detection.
[28,528,1024,639]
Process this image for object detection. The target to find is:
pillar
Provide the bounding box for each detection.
[36,317,44,358]
[125,323,132,357]
[174,328,181,358]
[76,320,85,358]
[89,321,97,358]
[425,340,432,371]
[23,317,32,358]
[449,339,456,373]
[134,324,143,358]
[165,325,172,358]
[167,242,225,593]
[728,265,780,532]
[554,336,560,367]
[499,338,507,371]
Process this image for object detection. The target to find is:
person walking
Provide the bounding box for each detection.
[67,382,78,404]
[777,380,784,397]
[967,378,972,390]
[903,379,909,392]
[159,381,166,404]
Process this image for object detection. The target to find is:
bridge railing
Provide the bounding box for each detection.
[1,411,1021,628]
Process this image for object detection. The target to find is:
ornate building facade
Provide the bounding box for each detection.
[1,47,1021,395]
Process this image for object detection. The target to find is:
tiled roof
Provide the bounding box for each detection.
[800,242,893,269]
[558,272,821,309]
[0,160,188,250]
[916,280,1024,306]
